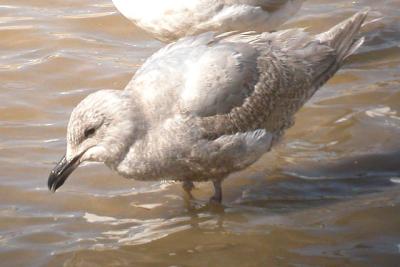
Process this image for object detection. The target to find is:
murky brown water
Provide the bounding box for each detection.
[1,0,400,266]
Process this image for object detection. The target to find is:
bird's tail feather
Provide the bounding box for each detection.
[311,10,369,90]
[316,9,369,61]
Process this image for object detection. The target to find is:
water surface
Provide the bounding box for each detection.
[1,0,400,266]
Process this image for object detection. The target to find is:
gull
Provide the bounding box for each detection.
[48,11,369,203]
[111,0,305,42]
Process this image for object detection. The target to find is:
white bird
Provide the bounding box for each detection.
[111,0,305,42]
[48,11,369,203]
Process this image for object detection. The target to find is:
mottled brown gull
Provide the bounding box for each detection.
[111,0,305,42]
[49,11,369,203]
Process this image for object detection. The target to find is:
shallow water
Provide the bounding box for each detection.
[1,0,400,266]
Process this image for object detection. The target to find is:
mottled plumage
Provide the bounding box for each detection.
[49,11,369,202]
[112,0,305,42]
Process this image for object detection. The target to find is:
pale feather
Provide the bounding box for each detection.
[112,0,305,42]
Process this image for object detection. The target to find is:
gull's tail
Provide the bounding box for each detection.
[260,10,370,135]
[311,10,369,89]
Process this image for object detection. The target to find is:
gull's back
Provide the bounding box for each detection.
[125,11,368,140]
[112,0,304,42]
[125,32,260,123]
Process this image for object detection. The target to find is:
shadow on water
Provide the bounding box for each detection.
[182,150,400,214]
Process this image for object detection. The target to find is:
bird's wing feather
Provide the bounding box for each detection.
[179,40,260,116]
[189,129,273,175]
[199,11,368,138]
[199,0,302,34]
[126,32,262,120]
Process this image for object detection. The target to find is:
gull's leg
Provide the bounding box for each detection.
[210,180,222,204]
[182,180,194,199]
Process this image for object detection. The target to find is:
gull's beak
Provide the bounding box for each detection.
[48,154,81,192]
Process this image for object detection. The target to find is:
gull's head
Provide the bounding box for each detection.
[48,90,140,192]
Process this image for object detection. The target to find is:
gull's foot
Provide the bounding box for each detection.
[182,180,195,199]
[209,195,222,204]
[209,180,222,204]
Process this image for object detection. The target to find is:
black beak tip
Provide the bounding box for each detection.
[48,154,80,193]
[48,171,60,193]
[48,183,57,193]
[49,187,57,193]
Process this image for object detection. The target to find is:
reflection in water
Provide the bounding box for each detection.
[0,0,400,266]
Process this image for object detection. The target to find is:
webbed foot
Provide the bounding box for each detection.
[182,180,195,199]
[209,180,222,204]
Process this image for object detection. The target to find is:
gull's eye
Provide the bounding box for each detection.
[84,127,96,138]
